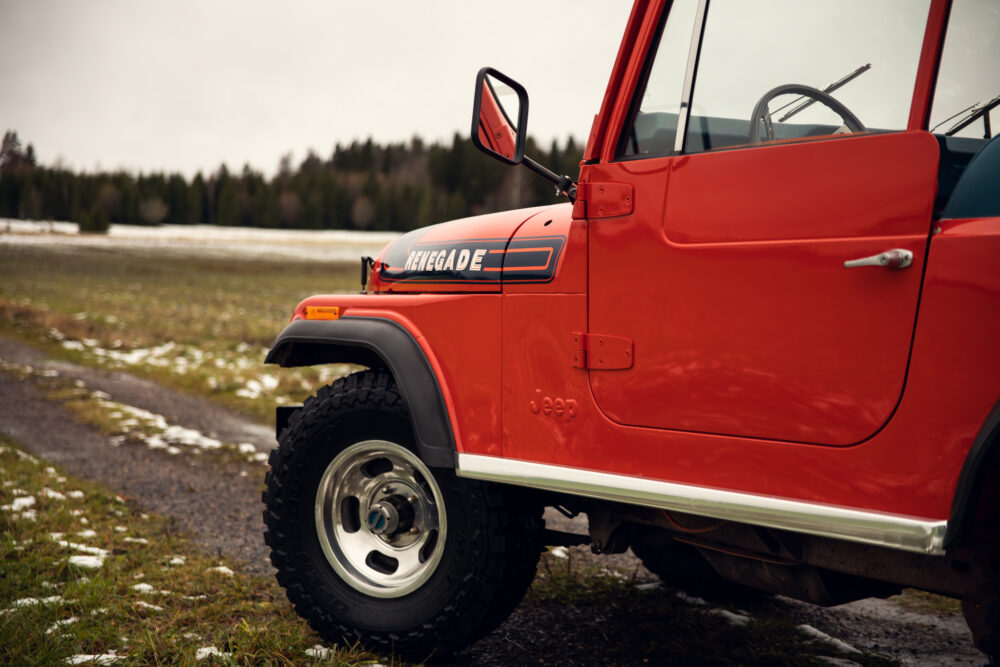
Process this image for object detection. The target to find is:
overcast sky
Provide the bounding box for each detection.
[0,1,633,178]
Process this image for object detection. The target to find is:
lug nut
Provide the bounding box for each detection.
[381,486,392,494]
[407,495,417,504]
[410,526,421,535]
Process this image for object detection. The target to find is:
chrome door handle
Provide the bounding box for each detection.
[844,248,913,270]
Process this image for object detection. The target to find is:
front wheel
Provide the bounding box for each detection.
[263,370,541,661]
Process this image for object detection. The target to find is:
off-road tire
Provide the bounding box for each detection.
[262,370,542,661]
[964,594,1000,663]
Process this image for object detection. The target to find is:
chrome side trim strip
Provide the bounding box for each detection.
[456,454,947,555]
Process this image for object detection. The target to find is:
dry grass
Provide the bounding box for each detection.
[0,437,392,666]
[0,244,361,422]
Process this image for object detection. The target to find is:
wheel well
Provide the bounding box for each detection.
[947,398,1000,548]
[265,316,456,468]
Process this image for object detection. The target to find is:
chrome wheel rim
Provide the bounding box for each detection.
[315,440,447,598]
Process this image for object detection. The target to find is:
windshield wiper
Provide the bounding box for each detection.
[931,93,1000,138]
[773,63,871,123]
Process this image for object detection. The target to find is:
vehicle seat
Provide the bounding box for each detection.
[940,134,1000,219]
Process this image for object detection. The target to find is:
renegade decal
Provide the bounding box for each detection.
[381,235,565,284]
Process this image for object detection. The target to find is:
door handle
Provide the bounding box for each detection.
[844,249,913,270]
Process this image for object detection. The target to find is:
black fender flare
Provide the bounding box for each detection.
[945,398,1000,547]
[264,316,455,468]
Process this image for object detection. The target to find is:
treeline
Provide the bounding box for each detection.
[0,130,582,232]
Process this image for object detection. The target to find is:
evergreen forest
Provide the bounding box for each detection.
[0,130,583,233]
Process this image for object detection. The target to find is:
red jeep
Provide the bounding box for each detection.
[263,0,1000,660]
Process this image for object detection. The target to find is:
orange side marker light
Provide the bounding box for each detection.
[304,306,341,320]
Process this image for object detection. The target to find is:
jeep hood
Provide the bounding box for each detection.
[372,204,568,293]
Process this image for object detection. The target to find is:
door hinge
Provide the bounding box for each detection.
[571,332,634,370]
[571,182,634,219]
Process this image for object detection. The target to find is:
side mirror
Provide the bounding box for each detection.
[471,67,528,165]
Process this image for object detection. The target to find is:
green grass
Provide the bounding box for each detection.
[0,245,360,423]
[0,437,392,666]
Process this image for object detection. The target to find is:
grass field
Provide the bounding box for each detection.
[0,437,390,666]
[0,243,360,422]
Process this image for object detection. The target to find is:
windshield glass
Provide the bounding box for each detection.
[624,0,931,157]
[929,0,1000,139]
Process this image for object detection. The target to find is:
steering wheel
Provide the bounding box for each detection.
[749,84,865,144]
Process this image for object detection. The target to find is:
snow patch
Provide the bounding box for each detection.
[68,555,105,569]
[65,652,121,665]
[708,608,751,626]
[305,645,333,659]
[195,646,232,661]
[2,495,36,511]
[675,591,708,606]
[46,617,79,634]
[4,595,64,613]
[798,624,862,655]
[1,220,399,264]
[53,538,109,557]
[206,565,235,576]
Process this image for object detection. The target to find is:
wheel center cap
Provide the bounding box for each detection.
[367,502,399,535]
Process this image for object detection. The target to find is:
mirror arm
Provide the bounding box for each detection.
[522,156,577,202]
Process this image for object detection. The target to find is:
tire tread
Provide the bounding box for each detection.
[262,369,540,660]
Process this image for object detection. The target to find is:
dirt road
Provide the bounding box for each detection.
[0,334,986,664]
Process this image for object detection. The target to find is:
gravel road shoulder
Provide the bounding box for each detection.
[0,338,274,576]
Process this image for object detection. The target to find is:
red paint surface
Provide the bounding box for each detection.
[293,294,503,457]
[586,132,938,445]
[908,0,951,131]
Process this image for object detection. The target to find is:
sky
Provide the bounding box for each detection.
[0,1,634,178]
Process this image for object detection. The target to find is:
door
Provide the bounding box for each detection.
[585,0,938,446]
